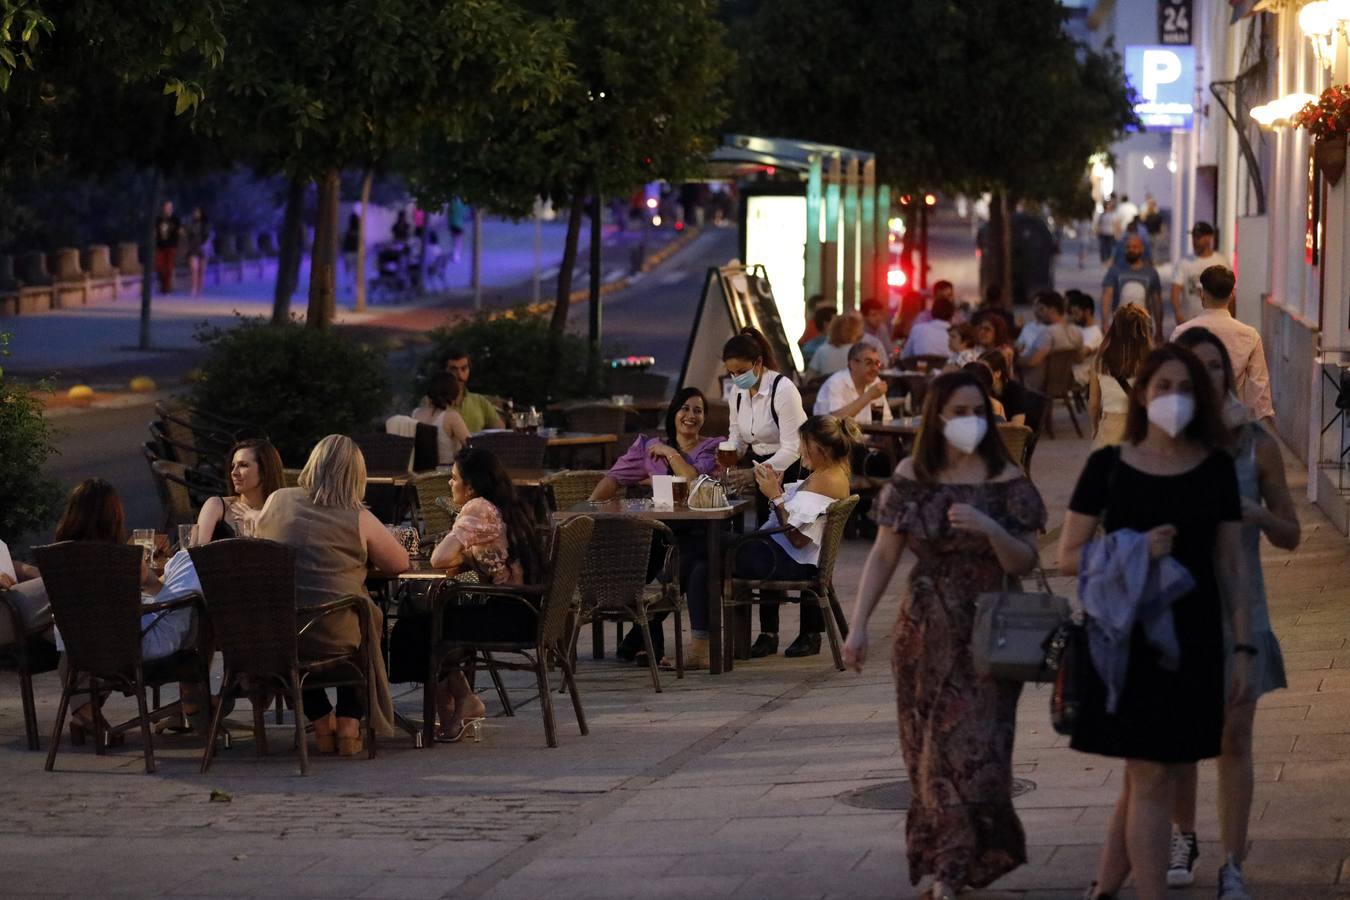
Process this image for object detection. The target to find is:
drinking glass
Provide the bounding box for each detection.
[236,516,257,538]
[177,524,195,551]
[132,528,156,567]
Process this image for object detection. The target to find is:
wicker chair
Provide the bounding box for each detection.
[351,432,415,475]
[34,542,211,774]
[468,432,548,469]
[412,471,456,535]
[996,422,1034,472]
[576,518,683,691]
[189,539,376,775]
[1040,349,1083,439]
[0,589,58,750]
[542,470,609,511]
[722,495,859,672]
[423,516,595,748]
[565,404,627,437]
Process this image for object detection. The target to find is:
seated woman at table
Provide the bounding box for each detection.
[193,438,286,543]
[411,372,472,466]
[683,415,858,667]
[44,479,203,742]
[978,350,1033,428]
[588,387,723,502]
[972,310,1016,373]
[396,447,546,742]
[255,435,409,755]
[961,361,1008,422]
[808,312,867,378]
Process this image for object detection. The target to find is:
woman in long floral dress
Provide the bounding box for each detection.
[844,371,1047,899]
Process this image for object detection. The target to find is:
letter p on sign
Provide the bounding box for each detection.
[1141,49,1182,101]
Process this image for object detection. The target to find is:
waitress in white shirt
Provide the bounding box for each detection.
[724,327,808,515]
[685,415,858,663]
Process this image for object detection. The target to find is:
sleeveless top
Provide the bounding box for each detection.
[412,406,461,466]
[221,496,261,537]
[1097,369,1132,414]
[254,488,369,607]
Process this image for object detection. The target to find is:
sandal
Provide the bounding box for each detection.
[435,717,484,744]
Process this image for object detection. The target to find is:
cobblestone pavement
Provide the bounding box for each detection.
[2,433,1349,898]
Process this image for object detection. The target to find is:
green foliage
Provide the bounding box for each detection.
[0,332,62,545]
[0,1,54,91]
[413,313,594,410]
[191,318,392,466]
[729,0,1137,204]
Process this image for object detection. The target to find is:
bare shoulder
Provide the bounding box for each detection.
[1252,427,1286,469]
[895,457,916,480]
[990,464,1025,484]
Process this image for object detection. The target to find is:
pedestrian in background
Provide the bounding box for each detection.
[1088,304,1153,448]
[1058,344,1253,900]
[1101,233,1163,341]
[1170,222,1229,327]
[1170,265,1273,426]
[154,200,182,294]
[341,213,361,296]
[184,207,210,298]
[1095,199,1118,263]
[1170,327,1300,898]
[845,370,1045,900]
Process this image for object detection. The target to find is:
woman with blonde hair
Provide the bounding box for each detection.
[808,312,867,377]
[255,434,409,755]
[1090,303,1154,447]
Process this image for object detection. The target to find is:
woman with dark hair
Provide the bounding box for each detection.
[959,361,1007,421]
[845,371,1045,898]
[971,310,1014,371]
[1167,328,1299,896]
[1058,345,1252,900]
[411,372,472,466]
[722,326,809,657]
[589,387,724,502]
[194,439,286,543]
[800,303,837,360]
[1090,303,1154,447]
[49,479,204,742]
[978,349,1035,428]
[684,415,859,667]
[401,447,547,742]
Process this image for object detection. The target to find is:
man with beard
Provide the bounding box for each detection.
[1101,233,1163,341]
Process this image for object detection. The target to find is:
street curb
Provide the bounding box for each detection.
[42,388,168,419]
[487,226,705,322]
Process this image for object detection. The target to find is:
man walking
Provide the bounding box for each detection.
[1096,199,1118,263]
[154,201,182,294]
[1101,234,1164,340]
[1170,265,1274,425]
[1170,222,1230,328]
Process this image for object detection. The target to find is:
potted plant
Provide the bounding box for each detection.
[1294,85,1350,186]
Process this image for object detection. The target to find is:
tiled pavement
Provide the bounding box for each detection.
[1,431,1348,899]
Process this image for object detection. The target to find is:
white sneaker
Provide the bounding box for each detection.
[1167,829,1198,887]
[1217,859,1251,900]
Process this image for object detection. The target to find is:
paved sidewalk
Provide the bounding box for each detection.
[1,424,1347,898]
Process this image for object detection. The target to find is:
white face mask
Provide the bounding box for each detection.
[1222,392,1249,429]
[942,415,988,454]
[1147,392,1195,438]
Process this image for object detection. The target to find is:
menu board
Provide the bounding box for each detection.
[678,263,796,400]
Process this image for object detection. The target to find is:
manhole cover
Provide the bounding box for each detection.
[837,778,1036,811]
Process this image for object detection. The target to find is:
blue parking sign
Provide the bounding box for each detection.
[1125,45,1196,130]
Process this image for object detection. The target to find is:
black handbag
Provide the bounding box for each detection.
[1044,617,1089,736]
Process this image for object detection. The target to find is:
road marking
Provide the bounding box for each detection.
[657,271,687,286]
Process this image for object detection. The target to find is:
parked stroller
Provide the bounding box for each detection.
[368,242,410,303]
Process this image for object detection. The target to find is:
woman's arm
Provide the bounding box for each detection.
[1214,520,1255,704]
[588,476,621,502]
[443,409,471,447]
[948,504,1038,575]
[843,527,907,672]
[1088,369,1102,435]
[648,442,699,479]
[428,533,467,570]
[360,509,410,574]
[195,496,226,544]
[1057,510,1101,576]
[1251,433,1301,551]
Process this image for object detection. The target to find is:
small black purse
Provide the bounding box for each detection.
[1044,617,1089,736]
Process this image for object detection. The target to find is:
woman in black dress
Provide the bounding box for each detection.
[1058,345,1253,900]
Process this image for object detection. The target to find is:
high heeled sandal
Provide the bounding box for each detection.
[337,734,364,756]
[435,717,483,744]
[70,711,124,748]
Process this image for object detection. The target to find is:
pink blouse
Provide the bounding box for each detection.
[451,498,523,585]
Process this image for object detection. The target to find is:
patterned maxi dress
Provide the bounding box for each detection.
[873,473,1047,889]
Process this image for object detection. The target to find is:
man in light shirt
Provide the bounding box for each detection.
[1170,265,1274,424]
[814,343,892,425]
[1067,291,1103,386]
[1170,221,1230,327]
[901,295,955,359]
[1018,291,1083,393]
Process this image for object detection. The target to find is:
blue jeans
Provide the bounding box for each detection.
[686,535,820,636]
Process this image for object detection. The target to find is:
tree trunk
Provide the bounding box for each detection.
[549,188,587,335]
[306,168,341,329]
[139,169,163,351]
[354,170,372,312]
[998,191,1013,307]
[272,176,307,325]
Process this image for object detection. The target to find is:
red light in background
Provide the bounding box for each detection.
[766,166,776,175]
[674,221,685,231]
[900,194,912,206]
[886,269,907,288]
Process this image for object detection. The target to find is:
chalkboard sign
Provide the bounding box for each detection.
[678,263,797,401]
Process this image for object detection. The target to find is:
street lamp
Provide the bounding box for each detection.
[1299,0,1350,70]
[1249,93,1317,129]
